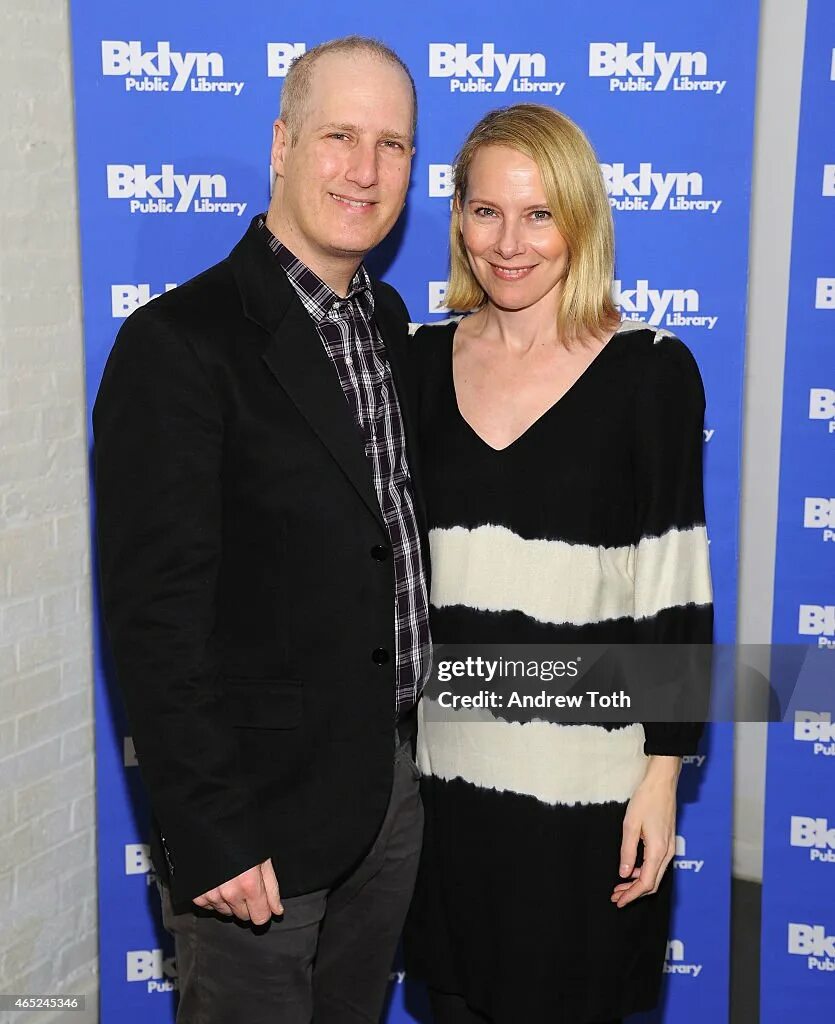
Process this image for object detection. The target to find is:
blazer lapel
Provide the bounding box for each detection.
[261,304,385,529]
[228,218,384,530]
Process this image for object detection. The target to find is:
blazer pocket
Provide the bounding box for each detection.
[225,678,303,729]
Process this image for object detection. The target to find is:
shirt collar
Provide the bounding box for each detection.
[257,214,373,323]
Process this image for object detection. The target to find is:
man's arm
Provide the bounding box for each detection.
[94,306,270,907]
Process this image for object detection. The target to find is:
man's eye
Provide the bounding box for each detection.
[381,140,404,151]
[328,133,350,141]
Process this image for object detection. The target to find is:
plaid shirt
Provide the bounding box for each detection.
[258,217,430,713]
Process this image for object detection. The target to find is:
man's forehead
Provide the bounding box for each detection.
[307,51,412,102]
[305,95,412,137]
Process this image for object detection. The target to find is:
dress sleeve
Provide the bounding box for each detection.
[632,333,713,756]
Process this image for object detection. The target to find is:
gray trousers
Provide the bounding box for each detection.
[160,738,423,1023]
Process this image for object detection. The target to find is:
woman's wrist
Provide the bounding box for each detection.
[644,754,682,783]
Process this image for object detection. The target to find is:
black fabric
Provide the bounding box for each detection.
[428,988,491,1023]
[256,217,430,711]
[428,991,622,1024]
[408,779,670,1024]
[404,320,712,1023]
[93,215,426,906]
[412,321,708,547]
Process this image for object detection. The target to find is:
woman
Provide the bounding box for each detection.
[404,104,713,1024]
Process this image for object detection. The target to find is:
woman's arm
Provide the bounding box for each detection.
[613,332,713,907]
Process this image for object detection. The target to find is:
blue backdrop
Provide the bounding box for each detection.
[761,1,835,1017]
[69,2,761,1020]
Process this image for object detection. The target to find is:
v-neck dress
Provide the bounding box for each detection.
[403,318,713,1024]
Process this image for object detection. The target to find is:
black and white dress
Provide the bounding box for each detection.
[404,318,713,1024]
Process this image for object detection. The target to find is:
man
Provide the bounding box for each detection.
[94,36,428,1024]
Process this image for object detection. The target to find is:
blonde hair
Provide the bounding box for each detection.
[279,36,417,143]
[446,104,619,343]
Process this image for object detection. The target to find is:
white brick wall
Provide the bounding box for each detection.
[0,1,98,1020]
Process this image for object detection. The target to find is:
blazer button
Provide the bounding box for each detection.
[370,544,390,561]
[372,648,390,665]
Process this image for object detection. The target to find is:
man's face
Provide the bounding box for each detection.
[270,52,414,270]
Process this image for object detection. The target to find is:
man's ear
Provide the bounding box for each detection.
[271,119,290,177]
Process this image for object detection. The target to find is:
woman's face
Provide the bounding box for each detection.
[459,145,569,313]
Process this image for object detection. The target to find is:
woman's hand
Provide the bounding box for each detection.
[611,755,681,908]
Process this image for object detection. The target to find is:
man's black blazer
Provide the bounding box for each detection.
[93,217,426,908]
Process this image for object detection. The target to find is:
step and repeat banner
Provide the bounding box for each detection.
[69,1,760,1020]
[762,1,835,1018]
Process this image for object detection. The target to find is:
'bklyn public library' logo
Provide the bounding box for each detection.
[788,922,835,973]
[429,43,565,95]
[664,939,703,978]
[267,43,307,78]
[124,843,158,884]
[804,498,835,543]
[101,41,244,95]
[614,279,718,331]
[127,949,177,993]
[673,834,704,873]
[589,42,726,94]
[799,604,835,648]
[602,164,722,214]
[106,164,247,217]
[790,816,835,865]
[809,388,835,434]
[794,711,835,756]
[112,284,176,319]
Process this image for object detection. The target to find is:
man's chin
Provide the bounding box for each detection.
[321,214,400,258]
[325,233,387,259]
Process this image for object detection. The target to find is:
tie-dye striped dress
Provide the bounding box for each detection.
[404,318,713,1024]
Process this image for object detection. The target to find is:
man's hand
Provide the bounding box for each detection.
[611,755,680,908]
[193,858,284,924]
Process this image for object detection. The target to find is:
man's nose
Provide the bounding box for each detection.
[346,141,379,189]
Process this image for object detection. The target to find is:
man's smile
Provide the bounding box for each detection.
[329,192,376,210]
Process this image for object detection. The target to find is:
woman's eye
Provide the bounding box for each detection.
[531,210,552,221]
[473,207,497,218]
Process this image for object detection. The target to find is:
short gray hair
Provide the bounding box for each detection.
[279,36,417,143]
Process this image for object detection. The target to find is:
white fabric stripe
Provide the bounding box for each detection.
[429,523,711,626]
[417,700,648,806]
[633,525,712,621]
